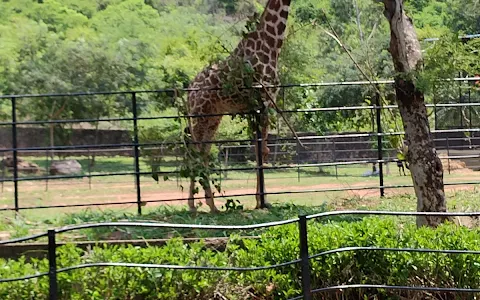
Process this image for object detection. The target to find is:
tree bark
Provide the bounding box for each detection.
[382,0,450,227]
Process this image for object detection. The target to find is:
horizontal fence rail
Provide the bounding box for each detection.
[1,181,480,212]
[2,101,480,127]
[2,211,480,299]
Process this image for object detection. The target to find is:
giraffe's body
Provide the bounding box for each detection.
[187,0,291,212]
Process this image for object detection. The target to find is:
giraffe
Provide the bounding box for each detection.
[186,0,291,213]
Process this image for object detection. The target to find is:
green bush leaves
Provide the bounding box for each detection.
[2,218,480,299]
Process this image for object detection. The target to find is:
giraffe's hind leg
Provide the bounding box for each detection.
[204,181,219,213]
[190,115,222,213]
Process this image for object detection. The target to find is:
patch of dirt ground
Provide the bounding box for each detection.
[3,158,479,212]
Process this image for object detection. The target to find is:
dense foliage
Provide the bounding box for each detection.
[0,0,478,176]
[3,218,480,299]
[1,0,478,133]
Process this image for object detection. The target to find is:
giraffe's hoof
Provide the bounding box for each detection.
[255,202,272,209]
[210,207,220,214]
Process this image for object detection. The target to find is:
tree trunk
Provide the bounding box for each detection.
[382,0,450,227]
[48,99,67,160]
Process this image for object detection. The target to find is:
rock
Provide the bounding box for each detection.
[49,159,83,175]
[106,230,131,240]
[362,170,379,177]
[0,232,10,241]
[1,156,41,174]
[440,158,468,171]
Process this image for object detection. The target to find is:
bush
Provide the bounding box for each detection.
[2,218,480,299]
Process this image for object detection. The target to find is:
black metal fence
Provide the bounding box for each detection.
[0,78,479,214]
[3,210,480,299]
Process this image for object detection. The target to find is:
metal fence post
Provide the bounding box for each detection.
[224,147,229,179]
[433,90,438,130]
[298,215,312,300]
[45,149,49,192]
[296,140,300,182]
[446,136,451,174]
[459,73,464,128]
[375,91,385,197]
[256,111,266,208]
[332,139,338,179]
[11,97,19,215]
[48,229,58,300]
[87,148,92,190]
[468,88,472,129]
[219,144,223,186]
[132,92,142,215]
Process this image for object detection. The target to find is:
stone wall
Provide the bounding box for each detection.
[0,127,133,156]
[0,127,478,162]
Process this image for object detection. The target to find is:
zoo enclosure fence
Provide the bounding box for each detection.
[3,210,480,299]
[0,78,480,214]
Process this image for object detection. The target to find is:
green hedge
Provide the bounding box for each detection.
[2,218,480,299]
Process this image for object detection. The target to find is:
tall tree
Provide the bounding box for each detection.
[382,0,450,227]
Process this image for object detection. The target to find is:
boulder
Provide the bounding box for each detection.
[1,156,41,174]
[0,232,10,241]
[50,159,83,175]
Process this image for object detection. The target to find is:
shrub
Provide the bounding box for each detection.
[2,218,480,299]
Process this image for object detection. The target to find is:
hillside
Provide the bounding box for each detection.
[0,0,478,134]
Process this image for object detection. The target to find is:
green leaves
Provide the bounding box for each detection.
[0,0,474,139]
[222,198,244,211]
[4,217,480,299]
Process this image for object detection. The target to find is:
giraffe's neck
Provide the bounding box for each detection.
[257,0,291,49]
[233,0,291,63]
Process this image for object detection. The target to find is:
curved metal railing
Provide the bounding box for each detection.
[2,211,480,299]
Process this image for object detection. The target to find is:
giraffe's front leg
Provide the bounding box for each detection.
[189,115,222,213]
[188,178,196,213]
[202,157,219,213]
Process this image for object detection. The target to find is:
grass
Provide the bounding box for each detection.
[54,202,333,240]
[2,187,480,242]
[3,159,480,299]
[1,155,474,196]
[1,154,479,240]
[0,155,388,215]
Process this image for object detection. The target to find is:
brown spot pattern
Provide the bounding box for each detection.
[271,0,281,11]
[266,35,276,48]
[277,22,286,35]
[266,24,276,36]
